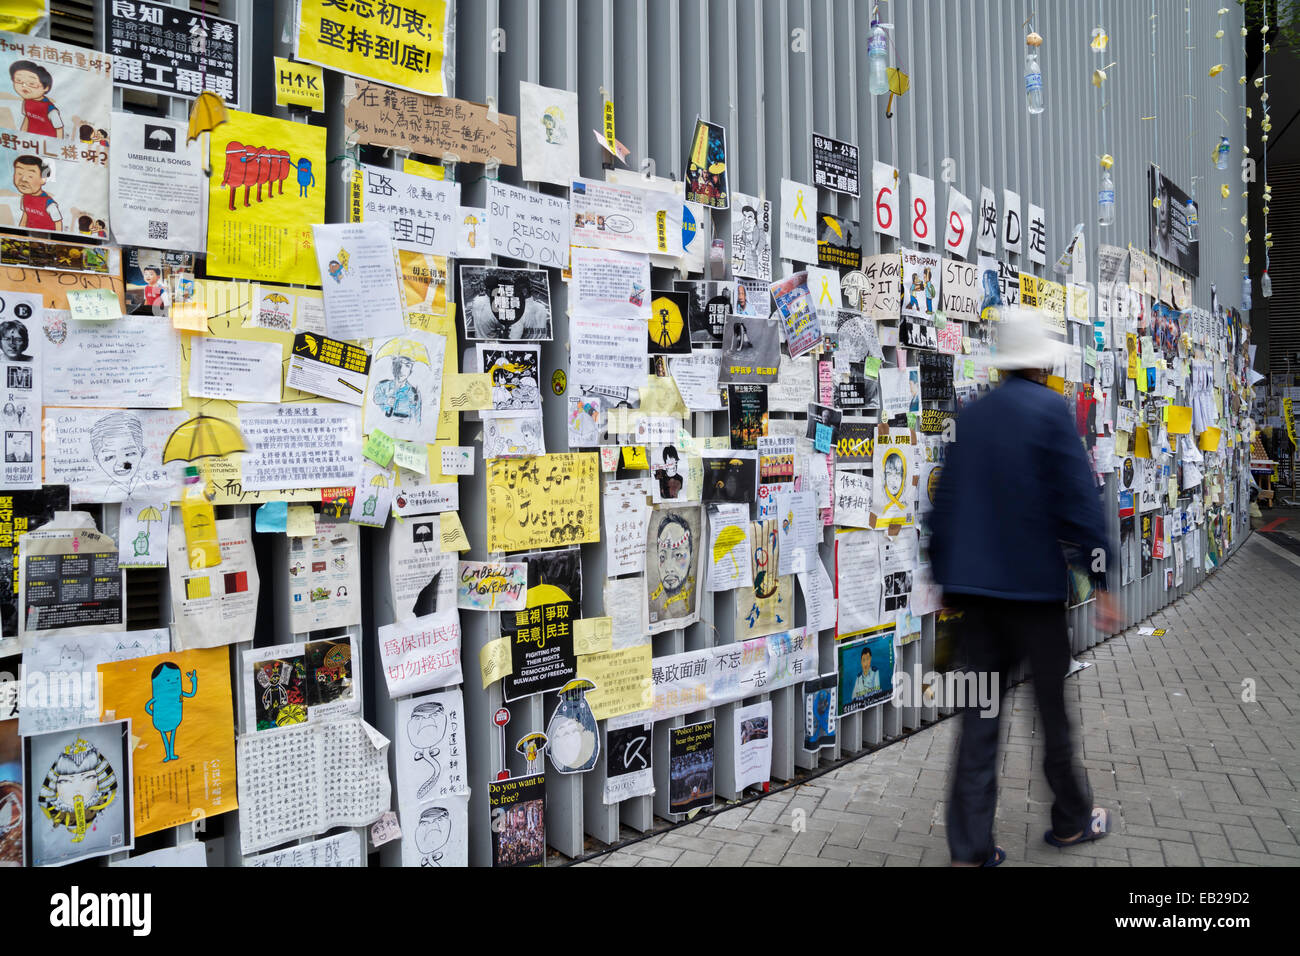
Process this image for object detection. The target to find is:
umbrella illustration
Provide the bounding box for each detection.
[163,414,246,463]
[187,90,229,175]
[262,292,290,306]
[516,732,548,776]
[885,67,910,119]
[821,215,844,240]
[712,524,747,577]
[375,338,431,364]
[131,505,165,558]
[360,471,389,518]
[463,213,480,248]
[148,129,172,145]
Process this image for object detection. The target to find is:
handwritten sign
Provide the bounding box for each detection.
[344,78,516,165]
[486,180,570,269]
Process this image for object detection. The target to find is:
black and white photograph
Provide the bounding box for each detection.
[459,266,553,340]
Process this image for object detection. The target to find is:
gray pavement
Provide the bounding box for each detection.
[585,530,1300,867]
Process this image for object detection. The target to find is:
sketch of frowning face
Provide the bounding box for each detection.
[415,806,451,857]
[656,514,693,594]
[90,412,146,491]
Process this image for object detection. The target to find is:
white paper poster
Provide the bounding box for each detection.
[238,402,362,491]
[731,192,772,280]
[605,492,649,577]
[570,247,652,319]
[520,81,580,187]
[376,612,463,699]
[0,288,41,488]
[356,162,460,256]
[245,831,363,867]
[188,337,283,403]
[388,522,456,620]
[167,516,260,650]
[734,700,773,791]
[485,180,570,268]
[900,248,941,320]
[871,161,900,238]
[392,686,470,866]
[42,315,182,409]
[780,178,818,264]
[669,352,724,411]
[835,529,882,637]
[288,517,362,631]
[944,186,974,259]
[118,498,171,569]
[108,112,204,251]
[242,635,361,732]
[570,177,655,253]
[1027,202,1047,266]
[1003,188,1023,254]
[569,313,647,388]
[707,502,752,592]
[604,712,654,805]
[43,407,185,504]
[833,469,873,529]
[361,330,446,443]
[774,489,818,575]
[796,556,837,635]
[977,185,998,253]
[311,222,406,340]
[908,173,936,247]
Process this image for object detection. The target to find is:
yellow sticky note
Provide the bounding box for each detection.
[574,616,613,655]
[1114,429,1130,456]
[1136,368,1149,393]
[393,440,428,475]
[1126,334,1139,378]
[439,511,471,552]
[287,504,316,537]
[607,407,629,436]
[962,336,971,354]
[621,446,649,469]
[639,375,688,417]
[479,635,512,689]
[364,429,396,467]
[576,644,653,721]
[1166,405,1192,435]
[1046,375,1065,394]
[172,301,209,332]
[274,56,325,111]
[702,436,733,450]
[1134,426,1152,459]
[403,156,445,180]
[444,372,492,411]
[1198,426,1221,452]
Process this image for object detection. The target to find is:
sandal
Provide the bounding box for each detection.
[982,846,1007,867]
[1044,807,1112,848]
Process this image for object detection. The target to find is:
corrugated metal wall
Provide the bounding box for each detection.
[36,0,1249,865]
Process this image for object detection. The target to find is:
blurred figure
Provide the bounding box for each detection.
[929,308,1120,867]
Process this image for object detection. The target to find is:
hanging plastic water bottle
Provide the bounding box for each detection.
[1186,193,1199,243]
[1214,136,1231,171]
[1025,32,1044,114]
[1241,271,1252,311]
[1261,269,1272,298]
[868,9,889,96]
[1098,165,1115,226]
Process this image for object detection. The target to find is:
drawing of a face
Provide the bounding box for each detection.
[656,514,693,594]
[884,451,905,500]
[90,412,146,492]
[10,65,49,102]
[407,701,447,749]
[11,157,47,196]
[740,206,757,240]
[0,321,29,361]
[415,806,451,861]
[392,355,413,383]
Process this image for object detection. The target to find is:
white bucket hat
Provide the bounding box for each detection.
[983,306,1067,370]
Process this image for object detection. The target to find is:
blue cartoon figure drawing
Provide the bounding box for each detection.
[292,158,315,197]
[144,662,197,763]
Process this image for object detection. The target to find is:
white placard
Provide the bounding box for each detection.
[109,112,204,251]
[486,179,571,268]
[189,337,283,402]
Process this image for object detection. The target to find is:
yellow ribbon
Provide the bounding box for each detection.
[881,450,907,514]
[793,189,808,222]
[819,277,833,305]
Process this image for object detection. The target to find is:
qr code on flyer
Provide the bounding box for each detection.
[148,220,168,240]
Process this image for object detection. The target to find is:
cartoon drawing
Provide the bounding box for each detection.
[0,319,32,362]
[906,271,924,312]
[327,248,350,282]
[745,521,785,629]
[652,446,683,500]
[407,700,448,799]
[144,661,197,762]
[130,505,163,558]
[306,640,352,707]
[414,806,451,867]
[37,736,117,843]
[542,105,566,145]
[4,60,62,136]
[220,142,294,210]
[291,157,315,197]
[90,412,147,498]
[731,202,769,277]
[922,266,935,314]
[372,339,429,423]
[546,679,599,774]
[6,155,61,231]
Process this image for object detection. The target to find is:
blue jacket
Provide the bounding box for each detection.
[929,375,1111,602]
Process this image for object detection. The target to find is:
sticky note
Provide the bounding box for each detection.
[963,359,976,380]
[255,500,288,533]
[404,156,445,180]
[574,616,613,655]
[364,429,396,467]
[171,301,209,332]
[66,288,122,321]
[441,446,474,474]
[1166,405,1192,434]
[906,412,918,431]
[392,439,428,474]
[439,511,471,551]
[287,504,316,537]
[479,635,512,689]
[621,446,649,469]
[1047,375,1065,394]
[445,373,492,411]
[1134,426,1152,459]
[1114,429,1130,456]
[962,336,971,354]
[863,356,882,379]
[814,422,832,453]
[1198,426,1221,452]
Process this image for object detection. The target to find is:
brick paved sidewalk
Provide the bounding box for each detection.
[587,533,1300,867]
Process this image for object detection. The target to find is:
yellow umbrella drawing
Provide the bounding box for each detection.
[821,215,844,240]
[370,473,389,487]
[262,293,290,306]
[163,414,246,463]
[712,524,747,576]
[137,505,163,529]
[375,338,430,364]
[463,213,480,249]
[187,90,229,176]
[885,67,910,118]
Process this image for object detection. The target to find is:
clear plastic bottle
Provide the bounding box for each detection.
[1215,136,1230,171]
[181,464,220,570]
[868,11,889,96]
[1098,169,1115,226]
[1242,271,1253,311]
[1261,269,1273,298]
[1185,193,1199,243]
[1025,37,1044,114]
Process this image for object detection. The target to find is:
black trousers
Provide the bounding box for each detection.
[945,595,1093,864]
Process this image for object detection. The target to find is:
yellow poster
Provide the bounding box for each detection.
[207,109,326,285]
[98,646,237,837]
[486,453,600,553]
[273,56,324,111]
[0,0,46,34]
[577,645,653,721]
[295,0,454,97]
